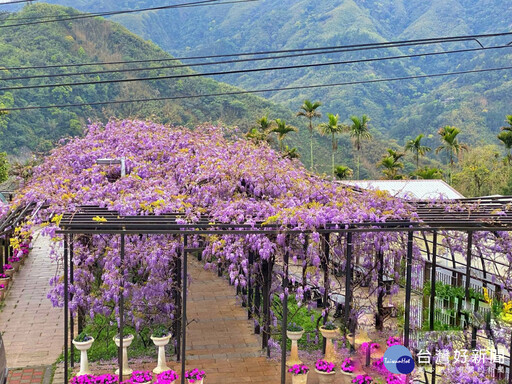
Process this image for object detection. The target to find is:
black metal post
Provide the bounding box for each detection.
[322,233,330,354]
[266,259,272,358]
[261,259,269,351]
[404,231,413,347]
[70,236,74,368]
[248,251,254,319]
[377,250,384,331]
[118,233,125,381]
[254,260,261,334]
[465,232,472,327]
[430,231,437,331]
[344,232,353,331]
[508,328,512,384]
[280,244,289,384]
[181,235,188,384]
[176,242,182,361]
[64,235,69,381]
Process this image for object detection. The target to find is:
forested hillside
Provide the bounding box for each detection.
[36,0,512,145]
[0,4,296,155]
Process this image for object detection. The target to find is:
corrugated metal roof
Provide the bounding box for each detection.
[339,179,464,200]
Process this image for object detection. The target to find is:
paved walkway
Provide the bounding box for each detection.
[0,233,63,369]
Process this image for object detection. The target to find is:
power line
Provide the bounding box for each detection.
[2,31,512,72]
[2,65,511,112]
[1,44,510,83]
[0,0,37,5]
[0,0,258,28]
[2,43,511,92]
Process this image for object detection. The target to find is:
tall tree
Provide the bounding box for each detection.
[271,119,297,152]
[246,115,273,144]
[498,130,512,165]
[414,167,443,180]
[349,115,372,179]
[334,165,353,180]
[436,126,468,184]
[404,134,431,171]
[500,115,512,131]
[318,113,346,178]
[297,100,322,170]
[379,149,405,180]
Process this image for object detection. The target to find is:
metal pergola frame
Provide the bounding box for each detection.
[52,199,512,384]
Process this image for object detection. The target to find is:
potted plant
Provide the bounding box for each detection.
[8,256,21,272]
[0,284,5,301]
[150,326,172,374]
[340,358,355,384]
[352,374,373,384]
[155,370,179,384]
[3,264,14,278]
[319,322,339,363]
[288,363,309,384]
[0,273,10,289]
[314,359,336,384]
[184,369,205,384]
[130,371,153,384]
[72,332,94,376]
[113,333,134,376]
[286,323,304,366]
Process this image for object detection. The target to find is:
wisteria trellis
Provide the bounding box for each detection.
[4,119,512,384]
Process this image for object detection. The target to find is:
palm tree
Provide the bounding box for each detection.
[271,119,297,152]
[414,167,444,179]
[318,113,347,178]
[283,146,300,159]
[349,115,372,179]
[436,125,468,184]
[297,100,322,170]
[379,149,405,179]
[498,130,512,165]
[246,116,273,144]
[404,134,431,171]
[500,115,512,131]
[334,165,353,180]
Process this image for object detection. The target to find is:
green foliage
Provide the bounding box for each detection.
[75,315,157,362]
[287,322,303,332]
[151,325,170,338]
[0,153,8,183]
[74,331,92,342]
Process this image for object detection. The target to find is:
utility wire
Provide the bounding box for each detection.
[2,43,511,92]
[2,31,512,72]
[2,65,512,112]
[0,0,258,28]
[1,44,510,82]
[0,0,37,5]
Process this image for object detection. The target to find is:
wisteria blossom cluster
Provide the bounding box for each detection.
[288,363,309,375]
[11,120,417,328]
[315,359,336,373]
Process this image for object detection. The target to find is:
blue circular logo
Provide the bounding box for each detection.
[383,345,415,374]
